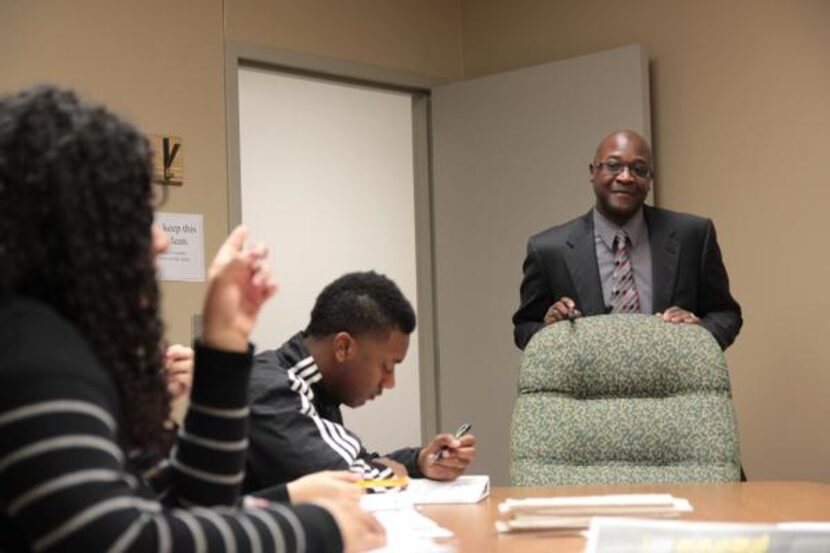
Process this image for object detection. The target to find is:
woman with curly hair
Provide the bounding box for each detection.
[0,85,384,551]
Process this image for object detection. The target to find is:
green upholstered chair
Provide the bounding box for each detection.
[510,314,741,486]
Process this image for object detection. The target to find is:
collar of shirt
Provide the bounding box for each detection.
[277,331,338,406]
[592,207,647,251]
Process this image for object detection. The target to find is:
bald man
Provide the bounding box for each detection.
[513,130,742,350]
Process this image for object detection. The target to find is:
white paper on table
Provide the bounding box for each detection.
[361,475,490,512]
[366,507,454,553]
[777,522,830,532]
[584,517,830,553]
[360,491,411,512]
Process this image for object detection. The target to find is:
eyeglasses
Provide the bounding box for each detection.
[592,159,653,179]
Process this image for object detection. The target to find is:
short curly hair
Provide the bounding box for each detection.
[305,271,416,339]
[0,85,170,452]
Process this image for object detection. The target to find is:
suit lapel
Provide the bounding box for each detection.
[564,212,606,315]
[646,206,680,312]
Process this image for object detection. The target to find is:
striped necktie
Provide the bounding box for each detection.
[610,230,641,314]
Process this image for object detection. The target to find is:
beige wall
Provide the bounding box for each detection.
[226,0,463,81]
[461,0,830,482]
[0,0,227,346]
[0,0,463,344]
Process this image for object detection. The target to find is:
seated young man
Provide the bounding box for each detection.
[244,271,476,495]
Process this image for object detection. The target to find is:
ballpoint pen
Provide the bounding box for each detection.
[433,422,472,461]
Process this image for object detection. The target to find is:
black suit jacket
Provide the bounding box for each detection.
[513,206,742,350]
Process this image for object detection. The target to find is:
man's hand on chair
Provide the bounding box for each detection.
[656,306,700,325]
[544,297,581,325]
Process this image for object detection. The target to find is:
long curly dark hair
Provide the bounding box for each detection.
[0,85,171,452]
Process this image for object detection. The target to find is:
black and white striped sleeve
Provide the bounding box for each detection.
[169,343,256,507]
[0,342,342,551]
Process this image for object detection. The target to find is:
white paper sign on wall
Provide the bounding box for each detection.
[155,212,205,282]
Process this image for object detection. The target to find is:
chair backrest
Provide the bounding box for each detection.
[510,314,741,486]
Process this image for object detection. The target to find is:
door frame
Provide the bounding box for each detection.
[224,41,443,441]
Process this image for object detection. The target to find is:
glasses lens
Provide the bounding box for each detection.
[630,164,651,178]
[597,160,651,178]
[603,160,623,174]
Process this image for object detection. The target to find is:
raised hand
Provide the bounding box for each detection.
[202,225,277,352]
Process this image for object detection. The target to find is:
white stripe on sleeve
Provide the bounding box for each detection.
[172,510,208,553]
[0,435,123,472]
[246,508,287,553]
[0,400,116,431]
[7,468,124,515]
[310,417,355,464]
[169,456,245,485]
[108,512,151,553]
[187,402,249,419]
[328,421,362,455]
[178,429,248,452]
[34,496,159,551]
[268,502,306,553]
[154,516,172,553]
[192,507,236,553]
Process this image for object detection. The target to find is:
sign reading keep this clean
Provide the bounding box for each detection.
[154,212,205,282]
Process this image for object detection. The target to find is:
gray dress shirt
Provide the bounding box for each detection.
[593,208,653,315]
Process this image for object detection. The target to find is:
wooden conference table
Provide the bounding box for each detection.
[418,481,830,553]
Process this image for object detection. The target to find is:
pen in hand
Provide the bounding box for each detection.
[432,422,472,462]
[565,299,580,321]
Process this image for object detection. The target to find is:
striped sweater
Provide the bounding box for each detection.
[0,296,341,552]
[244,332,422,495]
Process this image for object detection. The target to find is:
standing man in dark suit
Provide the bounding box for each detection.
[513,130,742,350]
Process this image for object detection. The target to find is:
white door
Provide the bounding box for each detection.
[430,45,651,484]
[237,67,422,454]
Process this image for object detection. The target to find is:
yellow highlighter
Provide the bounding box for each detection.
[357,475,409,489]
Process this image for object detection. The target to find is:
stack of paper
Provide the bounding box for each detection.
[496,493,693,534]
